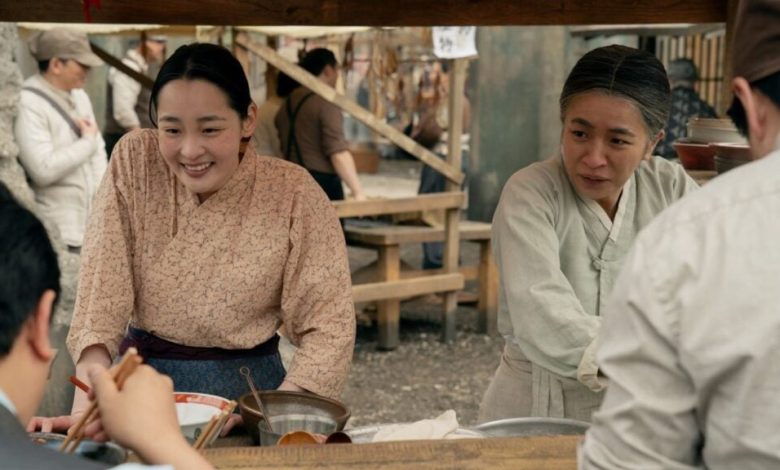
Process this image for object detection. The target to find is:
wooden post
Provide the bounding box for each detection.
[477,239,498,335]
[235,36,464,185]
[265,35,279,101]
[441,58,468,343]
[719,0,740,115]
[377,245,401,350]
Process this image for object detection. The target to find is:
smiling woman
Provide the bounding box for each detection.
[478,45,699,424]
[26,43,356,438]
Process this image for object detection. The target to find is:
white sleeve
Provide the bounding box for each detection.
[14,94,98,187]
[581,237,702,469]
[108,60,143,129]
[493,173,601,379]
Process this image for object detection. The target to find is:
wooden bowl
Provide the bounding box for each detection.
[673,140,716,171]
[709,142,752,162]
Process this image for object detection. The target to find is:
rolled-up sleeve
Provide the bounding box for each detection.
[280,175,355,399]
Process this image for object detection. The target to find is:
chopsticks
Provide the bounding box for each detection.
[60,348,142,454]
[192,400,237,451]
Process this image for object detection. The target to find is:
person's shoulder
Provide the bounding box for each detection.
[636,156,688,182]
[498,156,567,210]
[639,151,780,246]
[111,129,162,169]
[253,154,314,185]
[504,156,566,195]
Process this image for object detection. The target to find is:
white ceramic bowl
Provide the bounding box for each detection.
[687,118,746,144]
[174,392,232,444]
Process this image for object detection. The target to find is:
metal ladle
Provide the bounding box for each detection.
[239,366,275,433]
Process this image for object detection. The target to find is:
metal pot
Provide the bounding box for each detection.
[473,417,589,437]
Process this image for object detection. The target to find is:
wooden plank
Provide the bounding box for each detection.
[334,192,464,219]
[237,37,464,185]
[400,266,480,281]
[3,0,727,26]
[720,0,740,115]
[202,435,581,469]
[377,245,401,350]
[352,273,464,303]
[344,221,491,246]
[89,42,154,90]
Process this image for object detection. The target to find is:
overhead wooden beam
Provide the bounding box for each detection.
[237,37,464,185]
[89,42,153,90]
[2,0,727,26]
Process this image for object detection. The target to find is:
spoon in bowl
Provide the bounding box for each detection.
[239,366,275,434]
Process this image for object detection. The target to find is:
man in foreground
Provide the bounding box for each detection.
[581,0,780,467]
[0,183,212,469]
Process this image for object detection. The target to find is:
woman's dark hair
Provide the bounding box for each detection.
[727,71,780,137]
[300,48,337,77]
[560,45,671,136]
[0,182,60,356]
[149,43,252,125]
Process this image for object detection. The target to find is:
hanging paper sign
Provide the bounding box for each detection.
[433,27,477,59]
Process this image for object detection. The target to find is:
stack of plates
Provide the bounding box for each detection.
[686,118,746,145]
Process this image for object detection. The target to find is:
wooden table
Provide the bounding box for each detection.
[203,435,580,469]
[345,221,498,350]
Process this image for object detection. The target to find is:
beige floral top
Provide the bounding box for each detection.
[66,129,356,399]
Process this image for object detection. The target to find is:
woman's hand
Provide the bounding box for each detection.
[277,380,305,393]
[26,415,74,433]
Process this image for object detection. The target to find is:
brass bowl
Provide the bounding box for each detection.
[238,391,350,444]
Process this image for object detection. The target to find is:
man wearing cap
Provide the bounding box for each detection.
[581,0,780,468]
[103,35,166,157]
[15,28,107,256]
[655,58,718,159]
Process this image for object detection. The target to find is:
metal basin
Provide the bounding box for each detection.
[474,417,589,437]
[258,414,338,446]
[238,391,350,444]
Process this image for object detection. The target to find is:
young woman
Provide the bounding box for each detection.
[478,45,699,423]
[37,43,355,435]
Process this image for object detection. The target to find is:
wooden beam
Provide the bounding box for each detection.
[201,435,581,469]
[333,192,464,218]
[236,37,464,185]
[89,42,153,90]
[4,1,727,26]
[352,273,464,303]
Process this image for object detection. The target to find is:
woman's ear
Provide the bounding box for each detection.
[733,77,763,143]
[242,102,258,138]
[645,130,664,160]
[27,290,56,363]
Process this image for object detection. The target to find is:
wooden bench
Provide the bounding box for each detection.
[345,220,498,350]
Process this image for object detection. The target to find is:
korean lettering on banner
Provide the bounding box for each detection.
[433,27,478,59]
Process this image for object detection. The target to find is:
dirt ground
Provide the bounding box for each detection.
[339,157,505,428]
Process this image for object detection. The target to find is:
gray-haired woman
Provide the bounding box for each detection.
[478,45,698,423]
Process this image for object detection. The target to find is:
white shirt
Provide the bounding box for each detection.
[0,387,170,470]
[493,155,697,382]
[15,74,108,247]
[582,140,780,469]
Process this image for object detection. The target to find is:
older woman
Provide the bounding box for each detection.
[478,45,699,423]
[27,43,356,436]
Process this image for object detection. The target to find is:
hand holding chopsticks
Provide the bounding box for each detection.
[60,347,142,454]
